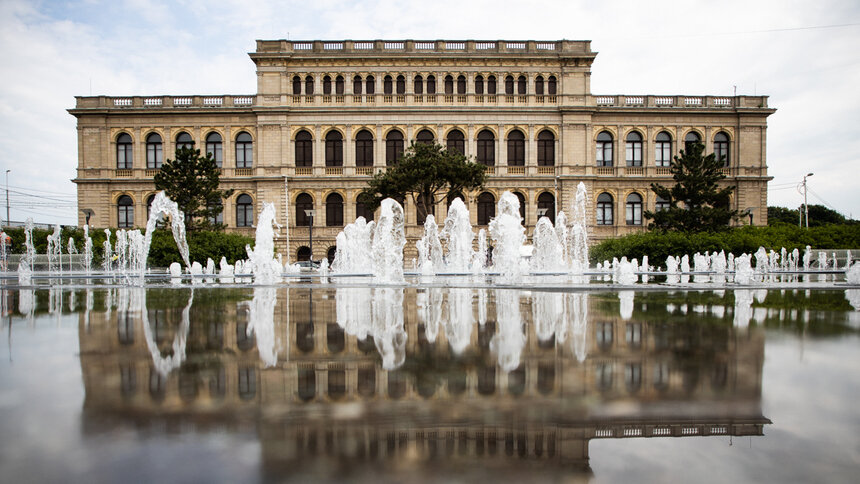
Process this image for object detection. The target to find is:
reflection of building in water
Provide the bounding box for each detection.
[78,287,769,475]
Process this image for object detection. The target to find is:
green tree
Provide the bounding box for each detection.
[153,145,233,230]
[645,142,738,231]
[768,206,799,225]
[359,142,487,217]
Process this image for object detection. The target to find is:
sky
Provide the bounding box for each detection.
[0,0,858,226]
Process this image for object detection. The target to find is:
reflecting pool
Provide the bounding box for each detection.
[0,285,858,483]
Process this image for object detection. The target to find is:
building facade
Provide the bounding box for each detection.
[70,39,775,261]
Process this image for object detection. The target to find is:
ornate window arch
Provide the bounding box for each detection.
[205,132,223,167]
[537,130,555,166]
[626,193,643,225]
[655,131,672,167]
[477,192,496,225]
[295,193,313,226]
[538,192,555,224]
[446,129,465,154]
[235,132,253,168]
[477,129,495,166]
[116,132,132,169]
[355,129,374,167]
[507,129,525,166]
[385,129,404,166]
[625,131,643,167]
[324,130,343,167]
[146,132,163,169]
[236,194,253,227]
[325,192,344,227]
[295,130,313,167]
[596,192,614,225]
[714,131,730,166]
[596,131,613,167]
[117,195,134,228]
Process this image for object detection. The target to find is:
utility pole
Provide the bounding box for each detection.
[305,209,315,262]
[5,170,9,226]
[803,173,813,228]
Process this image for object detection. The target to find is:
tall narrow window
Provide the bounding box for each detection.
[146,133,162,169]
[236,194,253,227]
[444,75,454,94]
[235,132,253,168]
[487,75,497,94]
[477,130,495,166]
[457,75,466,94]
[414,75,424,94]
[416,129,434,145]
[353,75,362,95]
[596,131,613,167]
[684,131,701,153]
[535,76,545,95]
[293,76,302,95]
[596,193,614,225]
[323,75,332,95]
[206,132,222,167]
[506,130,525,166]
[117,195,134,228]
[548,76,557,95]
[295,130,313,167]
[116,133,132,169]
[325,131,343,166]
[386,130,404,166]
[626,193,643,225]
[655,131,672,167]
[714,132,730,166]
[517,75,526,95]
[505,76,514,95]
[626,131,643,167]
[426,75,436,94]
[305,75,314,95]
[537,130,555,166]
[446,129,465,154]
[335,75,344,95]
[396,75,405,94]
[477,193,495,225]
[474,75,484,94]
[538,192,555,224]
[365,75,375,94]
[295,193,313,226]
[326,193,344,226]
[383,75,393,95]
[355,129,373,167]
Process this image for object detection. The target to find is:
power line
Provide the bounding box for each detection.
[0,188,76,203]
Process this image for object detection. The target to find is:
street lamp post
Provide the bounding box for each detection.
[5,170,9,226]
[304,209,315,262]
[803,173,814,228]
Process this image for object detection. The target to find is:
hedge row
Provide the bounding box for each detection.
[589,224,860,266]
[2,227,253,268]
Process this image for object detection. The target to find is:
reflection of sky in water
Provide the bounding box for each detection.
[0,287,858,482]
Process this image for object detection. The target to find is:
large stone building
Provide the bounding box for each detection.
[70,39,775,261]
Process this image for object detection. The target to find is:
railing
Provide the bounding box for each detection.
[487,95,496,103]
[234,96,254,105]
[656,167,671,175]
[413,95,423,103]
[457,95,466,103]
[484,166,496,175]
[444,95,454,103]
[355,167,374,175]
[535,95,544,103]
[323,95,332,103]
[203,97,222,106]
[323,42,343,50]
[325,167,343,175]
[173,97,192,106]
[626,166,644,175]
[304,95,314,103]
[143,97,162,107]
[335,95,344,103]
[474,95,483,103]
[445,42,465,49]
[507,166,525,175]
[353,95,363,103]
[113,98,132,107]
[295,167,312,175]
[415,42,435,49]
[537,166,555,175]
[592,95,753,108]
[384,95,393,103]
[596,167,614,175]
[145,169,159,177]
[235,168,253,176]
[396,95,406,103]
[116,169,132,177]
[353,42,373,50]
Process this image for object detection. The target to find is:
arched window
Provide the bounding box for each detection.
[293,76,302,95]
[365,75,375,94]
[538,192,555,224]
[295,193,313,226]
[325,131,343,167]
[535,76,544,95]
[304,75,314,95]
[626,193,643,225]
[548,76,557,95]
[596,193,614,225]
[236,194,253,227]
[514,192,526,223]
[655,131,672,167]
[353,75,362,95]
[507,130,525,166]
[146,133,163,169]
[296,246,311,262]
[235,132,253,168]
[426,75,436,94]
[205,132,222,167]
[416,129,434,145]
[326,246,337,262]
[416,194,435,226]
[596,131,613,167]
[335,75,344,95]
[383,75,393,95]
[356,200,374,221]
[355,129,374,167]
[444,75,454,94]
[474,75,484,94]
[517,75,526,95]
[446,129,465,154]
[176,132,193,150]
[487,75,497,94]
[116,133,132,169]
[477,130,495,166]
[626,131,643,167]
[413,75,423,94]
[117,195,134,228]
[538,130,555,166]
[386,130,404,166]
[477,192,495,225]
[323,75,332,95]
[684,131,701,153]
[396,75,405,94]
[714,132,730,166]
[655,195,670,212]
[504,75,514,95]
[295,130,313,167]
[457,75,466,94]
[325,193,344,227]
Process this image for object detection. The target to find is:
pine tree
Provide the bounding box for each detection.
[645,142,738,231]
[153,145,233,230]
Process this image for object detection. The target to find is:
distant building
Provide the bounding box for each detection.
[69,39,775,260]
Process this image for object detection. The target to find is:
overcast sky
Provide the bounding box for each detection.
[1,0,858,225]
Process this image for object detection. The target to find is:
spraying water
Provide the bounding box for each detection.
[440,198,474,273]
[371,198,406,283]
[488,192,526,283]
